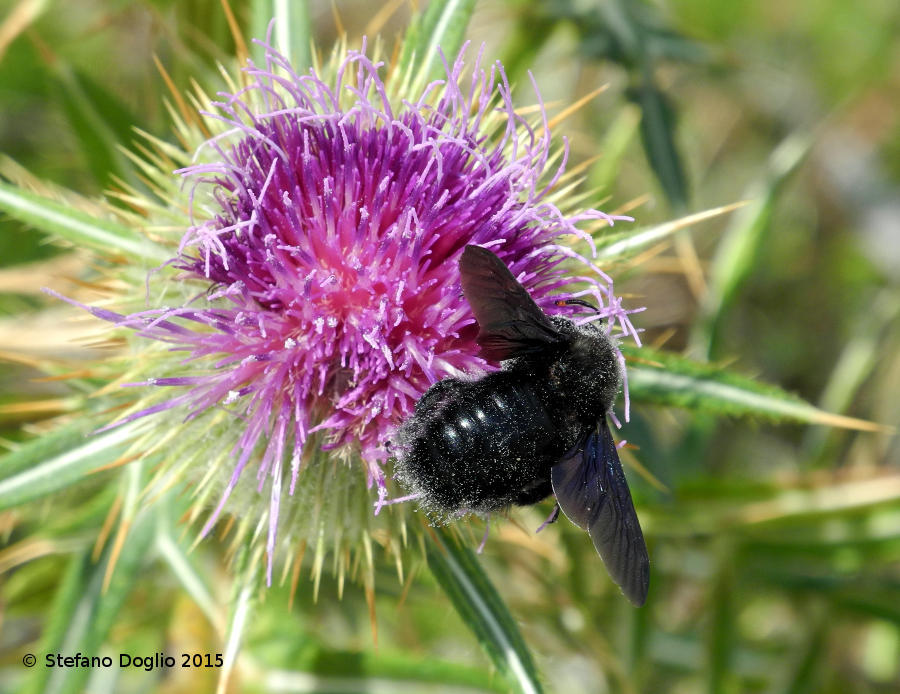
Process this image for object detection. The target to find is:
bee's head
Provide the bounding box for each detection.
[549,299,621,420]
[552,297,612,337]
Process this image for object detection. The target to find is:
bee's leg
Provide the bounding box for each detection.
[513,478,553,506]
[536,504,561,533]
[413,377,465,414]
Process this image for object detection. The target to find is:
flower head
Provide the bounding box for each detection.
[77,38,639,583]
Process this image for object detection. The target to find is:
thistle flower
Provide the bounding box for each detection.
[62,37,640,584]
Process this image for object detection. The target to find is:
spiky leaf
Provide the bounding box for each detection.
[624,346,882,431]
[0,182,168,263]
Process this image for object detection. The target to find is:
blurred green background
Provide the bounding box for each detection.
[1,1,898,693]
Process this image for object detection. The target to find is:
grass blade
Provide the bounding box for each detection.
[706,545,737,694]
[398,0,476,94]
[497,8,555,83]
[263,648,506,693]
[628,78,689,211]
[217,555,259,694]
[0,421,144,511]
[426,527,544,694]
[589,104,641,195]
[802,290,900,459]
[250,0,312,71]
[24,509,154,694]
[155,520,222,634]
[53,64,140,189]
[0,181,169,263]
[692,131,812,358]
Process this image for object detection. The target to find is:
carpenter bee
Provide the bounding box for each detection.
[395,245,649,606]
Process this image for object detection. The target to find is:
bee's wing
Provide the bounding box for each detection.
[459,245,563,361]
[551,419,650,606]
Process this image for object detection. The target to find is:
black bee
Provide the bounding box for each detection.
[395,245,649,606]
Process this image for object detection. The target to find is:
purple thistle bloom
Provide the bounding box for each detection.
[93,39,640,581]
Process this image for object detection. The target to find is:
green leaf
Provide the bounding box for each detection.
[219,550,260,694]
[589,103,641,195]
[628,78,689,211]
[25,509,155,694]
[0,181,169,263]
[783,613,828,694]
[251,0,312,71]
[643,27,709,64]
[802,290,900,460]
[398,0,477,94]
[155,518,221,632]
[498,7,557,83]
[0,421,144,511]
[706,544,738,694]
[691,131,812,358]
[574,0,694,210]
[53,64,141,189]
[746,567,900,625]
[0,419,92,478]
[426,527,544,694]
[624,346,884,431]
[262,649,506,693]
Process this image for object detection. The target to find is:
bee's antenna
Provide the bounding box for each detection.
[555,298,601,314]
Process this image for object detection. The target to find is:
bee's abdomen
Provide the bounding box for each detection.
[396,374,561,514]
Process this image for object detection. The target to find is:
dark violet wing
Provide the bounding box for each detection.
[459,245,563,361]
[551,419,650,606]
